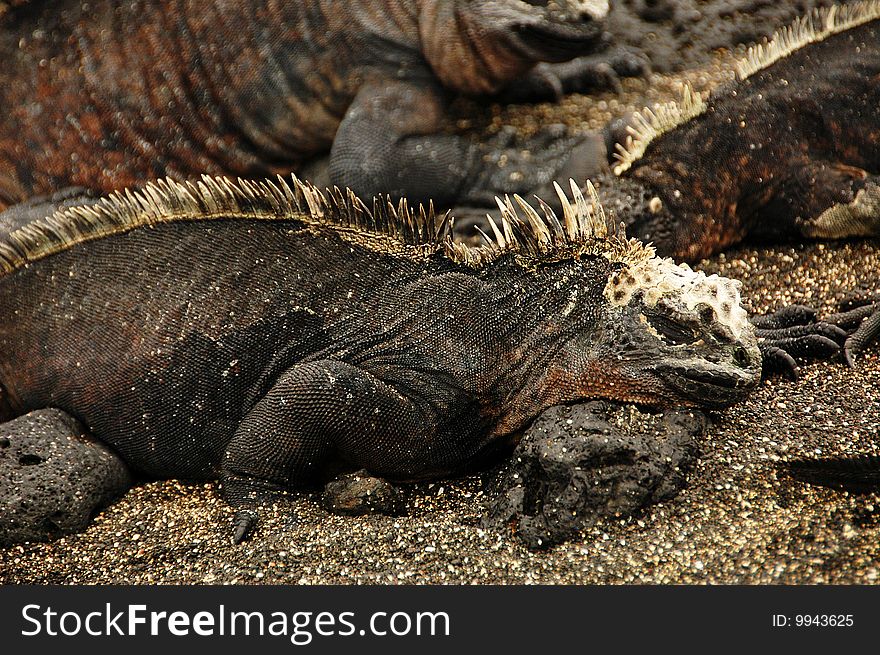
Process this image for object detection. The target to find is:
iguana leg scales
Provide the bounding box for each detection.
[221,359,476,541]
[759,345,799,381]
[824,303,877,330]
[824,295,880,367]
[750,304,817,329]
[843,306,880,368]
[330,78,603,208]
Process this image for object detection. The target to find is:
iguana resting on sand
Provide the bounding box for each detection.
[0,0,615,211]
[0,175,764,541]
[585,1,880,370]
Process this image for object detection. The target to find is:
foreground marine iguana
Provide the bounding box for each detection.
[0,175,762,541]
[586,1,880,369]
[0,0,612,211]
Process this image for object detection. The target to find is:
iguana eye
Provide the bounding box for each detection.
[644,310,699,345]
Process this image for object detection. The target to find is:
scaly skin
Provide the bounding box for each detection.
[0,176,760,540]
[603,12,880,262]
[0,0,607,209]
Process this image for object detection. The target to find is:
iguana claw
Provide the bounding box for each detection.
[842,305,880,368]
[758,344,799,381]
[232,509,259,544]
[825,296,880,368]
[752,297,880,376]
[752,305,846,380]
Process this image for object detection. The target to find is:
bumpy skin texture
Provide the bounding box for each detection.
[0,0,607,210]
[603,17,880,262]
[0,182,761,540]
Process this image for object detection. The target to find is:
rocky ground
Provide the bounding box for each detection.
[1,0,878,584]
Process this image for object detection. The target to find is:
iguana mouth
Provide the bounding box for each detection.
[514,0,608,61]
[513,20,604,61]
[655,362,759,409]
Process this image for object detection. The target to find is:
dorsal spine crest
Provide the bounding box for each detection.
[0,176,649,274]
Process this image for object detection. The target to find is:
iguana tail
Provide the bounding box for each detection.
[786,454,880,493]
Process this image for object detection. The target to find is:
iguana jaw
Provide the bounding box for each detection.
[654,353,761,409]
[573,334,761,410]
[475,0,608,63]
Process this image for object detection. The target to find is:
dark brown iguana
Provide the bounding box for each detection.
[0,0,617,211]
[584,1,880,370]
[0,175,763,541]
[604,2,880,259]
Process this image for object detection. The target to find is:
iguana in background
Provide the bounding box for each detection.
[0,0,614,211]
[0,175,763,542]
[585,1,880,371]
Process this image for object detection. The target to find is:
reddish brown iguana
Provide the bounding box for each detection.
[0,0,614,211]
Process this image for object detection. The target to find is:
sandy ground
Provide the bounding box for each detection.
[1,239,877,585]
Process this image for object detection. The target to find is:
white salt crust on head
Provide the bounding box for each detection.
[603,256,751,341]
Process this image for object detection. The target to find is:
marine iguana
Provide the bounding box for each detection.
[589,1,880,369]
[606,1,880,259]
[0,0,613,211]
[0,175,762,541]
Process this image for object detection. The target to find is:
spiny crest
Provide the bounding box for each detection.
[0,175,643,273]
[0,175,453,274]
[735,0,880,80]
[612,83,706,176]
[466,179,651,267]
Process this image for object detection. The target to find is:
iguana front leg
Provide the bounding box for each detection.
[749,163,880,244]
[221,359,481,542]
[493,50,650,104]
[328,79,598,207]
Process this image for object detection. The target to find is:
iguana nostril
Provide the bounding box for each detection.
[576,0,610,22]
[733,346,750,368]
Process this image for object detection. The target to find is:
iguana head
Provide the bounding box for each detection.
[588,252,761,409]
[500,0,610,61]
[481,181,761,411]
[421,0,608,94]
